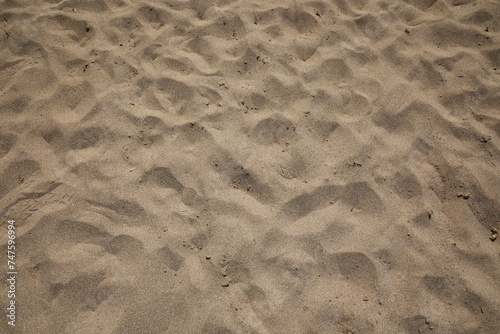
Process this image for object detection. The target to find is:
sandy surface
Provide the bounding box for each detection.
[1,0,500,333]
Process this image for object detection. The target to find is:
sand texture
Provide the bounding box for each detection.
[1,0,500,333]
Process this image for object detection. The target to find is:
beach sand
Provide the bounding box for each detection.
[1,0,499,333]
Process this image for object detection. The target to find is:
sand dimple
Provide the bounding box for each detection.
[0,159,40,199]
[333,252,378,285]
[68,127,105,150]
[0,133,17,158]
[252,116,296,145]
[106,234,144,256]
[143,166,184,192]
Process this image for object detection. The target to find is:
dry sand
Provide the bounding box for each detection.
[1,0,500,333]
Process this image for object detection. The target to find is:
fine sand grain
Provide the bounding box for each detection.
[1,0,499,333]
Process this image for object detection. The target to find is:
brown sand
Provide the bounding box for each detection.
[1,0,500,333]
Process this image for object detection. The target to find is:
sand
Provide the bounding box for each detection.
[0,0,499,333]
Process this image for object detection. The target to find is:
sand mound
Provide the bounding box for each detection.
[1,0,499,333]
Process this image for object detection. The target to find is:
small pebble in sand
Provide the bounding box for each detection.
[480,135,492,143]
[490,227,498,242]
